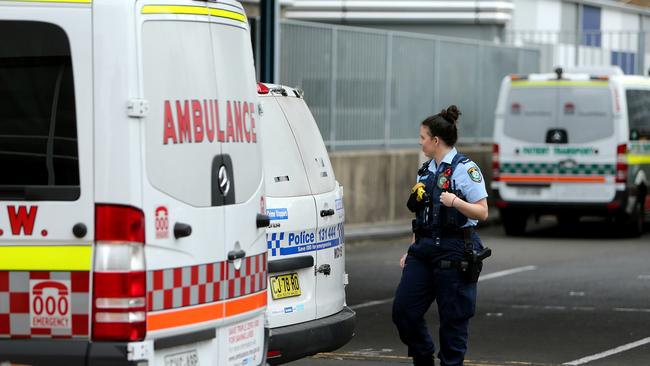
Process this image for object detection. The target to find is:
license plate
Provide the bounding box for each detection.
[517,187,542,196]
[270,273,301,300]
[164,350,199,366]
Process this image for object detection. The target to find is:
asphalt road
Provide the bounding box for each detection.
[289,218,650,366]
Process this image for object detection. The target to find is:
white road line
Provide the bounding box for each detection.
[478,265,537,282]
[509,305,650,313]
[563,337,650,365]
[543,306,566,310]
[614,307,650,313]
[572,306,596,311]
[350,298,394,310]
[350,265,536,310]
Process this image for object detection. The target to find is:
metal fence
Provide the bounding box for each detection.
[278,20,540,149]
[505,30,649,76]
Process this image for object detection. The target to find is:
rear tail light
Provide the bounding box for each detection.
[92,204,146,341]
[607,201,621,210]
[510,74,528,81]
[616,144,628,184]
[590,75,609,81]
[492,143,500,182]
[257,82,269,94]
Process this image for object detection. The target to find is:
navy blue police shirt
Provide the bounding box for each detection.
[412,148,488,261]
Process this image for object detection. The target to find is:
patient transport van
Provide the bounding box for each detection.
[0,0,269,365]
[492,67,650,236]
[257,83,355,365]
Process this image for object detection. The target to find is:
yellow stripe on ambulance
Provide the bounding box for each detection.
[141,5,247,22]
[0,246,92,271]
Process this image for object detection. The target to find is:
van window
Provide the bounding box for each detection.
[625,89,650,140]
[259,98,312,197]
[558,87,613,143]
[142,21,221,207]
[504,86,613,143]
[504,87,556,143]
[277,97,336,194]
[0,22,79,201]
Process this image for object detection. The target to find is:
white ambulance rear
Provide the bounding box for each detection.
[492,67,649,236]
[257,83,355,365]
[0,1,269,365]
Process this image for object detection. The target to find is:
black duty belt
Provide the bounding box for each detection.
[415,226,474,240]
[437,260,468,270]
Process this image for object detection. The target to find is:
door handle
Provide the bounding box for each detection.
[174,222,192,239]
[228,249,246,261]
[72,223,87,238]
[320,209,335,217]
[257,213,270,228]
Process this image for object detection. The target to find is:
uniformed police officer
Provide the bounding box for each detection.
[392,105,489,366]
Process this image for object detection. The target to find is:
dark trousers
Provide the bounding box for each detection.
[392,254,477,366]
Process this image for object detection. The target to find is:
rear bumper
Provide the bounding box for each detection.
[267,306,356,365]
[493,189,632,216]
[0,339,136,366]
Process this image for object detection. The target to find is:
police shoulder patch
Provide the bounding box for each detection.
[467,166,482,183]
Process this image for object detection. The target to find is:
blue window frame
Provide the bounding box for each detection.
[611,51,636,74]
[582,5,601,47]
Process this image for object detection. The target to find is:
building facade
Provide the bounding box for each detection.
[508,0,650,74]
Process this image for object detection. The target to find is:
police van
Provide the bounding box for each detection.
[492,66,650,236]
[0,1,269,365]
[257,83,356,365]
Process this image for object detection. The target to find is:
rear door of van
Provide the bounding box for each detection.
[139,2,266,365]
[0,11,93,345]
[209,2,268,364]
[554,82,617,203]
[275,97,346,319]
[499,82,560,202]
[260,95,318,327]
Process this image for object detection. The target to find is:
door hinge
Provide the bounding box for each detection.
[316,264,331,276]
[127,99,149,118]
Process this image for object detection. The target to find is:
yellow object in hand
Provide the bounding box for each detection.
[411,183,426,202]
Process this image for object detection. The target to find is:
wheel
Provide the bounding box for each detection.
[628,199,644,237]
[501,209,528,236]
[616,198,644,238]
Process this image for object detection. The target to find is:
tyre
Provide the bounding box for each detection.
[627,199,644,237]
[616,198,644,238]
[501,209,528,236]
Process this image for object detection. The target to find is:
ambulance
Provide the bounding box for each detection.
[0,0,269,365]
[257,83,356,365]
[492,66,650,236]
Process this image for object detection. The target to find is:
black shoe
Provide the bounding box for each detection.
[413,355,435,366]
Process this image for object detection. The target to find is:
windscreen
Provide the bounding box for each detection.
[626,89,650,140]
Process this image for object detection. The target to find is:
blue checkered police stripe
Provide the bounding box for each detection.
[267,232,285,257]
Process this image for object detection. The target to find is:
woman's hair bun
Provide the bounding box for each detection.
[439,105,461,124]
